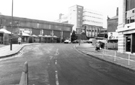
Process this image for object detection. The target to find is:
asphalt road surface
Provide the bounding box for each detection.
[0,43,135,85]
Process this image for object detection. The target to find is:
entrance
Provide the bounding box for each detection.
[126,35,131,52]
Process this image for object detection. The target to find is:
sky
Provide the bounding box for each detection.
[0,0,120,21]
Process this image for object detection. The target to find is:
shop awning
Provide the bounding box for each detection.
[32,34,37,37]
[0,29,11,34]
[44,35,52,38]
[52,35,57,38]
[22,33,30,36]
[38,35,43,37]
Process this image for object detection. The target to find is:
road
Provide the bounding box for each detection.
[0,43,135,85]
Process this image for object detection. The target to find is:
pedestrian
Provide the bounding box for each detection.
[18,37,22,44]
[95,41,100,51]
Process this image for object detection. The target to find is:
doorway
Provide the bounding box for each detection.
[126,35,131,52]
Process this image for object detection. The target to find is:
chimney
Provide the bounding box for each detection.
[59,13,63,20]
[116,7,118,16]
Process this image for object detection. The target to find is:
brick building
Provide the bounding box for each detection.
[0,15,73,43]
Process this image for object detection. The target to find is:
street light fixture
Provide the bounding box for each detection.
[10,0,14,50]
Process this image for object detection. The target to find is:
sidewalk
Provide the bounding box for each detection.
[76,43,135,71]
[0,44,30,58]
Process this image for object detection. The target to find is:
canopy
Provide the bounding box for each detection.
[52,35,57,38]
[38,35,43,37]
[44,35,52,38]
[0,29,11,34]
[32,34,37,37]
[22,33,30,36]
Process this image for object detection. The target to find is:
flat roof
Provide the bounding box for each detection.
[0,15,73,27]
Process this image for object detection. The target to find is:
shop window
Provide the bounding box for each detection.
[132,10,135,13]
[130,19,135,23]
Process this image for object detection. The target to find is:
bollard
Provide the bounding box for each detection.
[128,54,131,65]
[19,61,28,85]
[19,72,27,85]
[24,61,28,85]
[102,49,104,58]
[114,51,117,61]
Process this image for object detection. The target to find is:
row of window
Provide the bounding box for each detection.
[86,30,100,32]
[126,17,135,23]
[83,19,103,24]
[83,15,103,20]
[0,19,71,31]
[83,11,102,16]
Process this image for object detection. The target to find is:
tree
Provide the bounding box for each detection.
[71,31,77,42]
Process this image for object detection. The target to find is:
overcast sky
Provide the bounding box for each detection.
[0,0,120,21]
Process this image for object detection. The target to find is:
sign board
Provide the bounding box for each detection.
[108,32,118,40]
[19,28,32,35]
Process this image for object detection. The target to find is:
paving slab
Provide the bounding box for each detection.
[0,44,30,58]
[76,43,135,71]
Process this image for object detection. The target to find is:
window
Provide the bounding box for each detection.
[78,6,82,9]
[132,10,135,13]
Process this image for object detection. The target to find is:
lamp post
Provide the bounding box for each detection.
[10,0,14,50]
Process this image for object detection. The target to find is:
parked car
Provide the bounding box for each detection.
[64,39,71,44]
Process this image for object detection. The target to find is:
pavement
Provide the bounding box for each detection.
[76,43,135,71]
[0,43,30,58]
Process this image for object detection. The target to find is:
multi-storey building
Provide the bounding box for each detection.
[0,15,73,43]
[116,0,135,53]
[58,5,107,38]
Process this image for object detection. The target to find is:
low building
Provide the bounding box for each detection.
[0,15,73,43]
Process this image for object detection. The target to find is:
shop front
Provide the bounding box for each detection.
[125,33,135,53]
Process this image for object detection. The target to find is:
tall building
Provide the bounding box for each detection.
[116,0,135,53]
[68,5,84,33]
[58,5,107,38]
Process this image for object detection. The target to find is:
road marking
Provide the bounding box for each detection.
[50,56,53,60]
[55,60,57,65]
[55,49,59,56]
[55,70,59,85]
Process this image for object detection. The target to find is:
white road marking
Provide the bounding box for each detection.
[55,70,59,85]
[55,60,57,65]
[50,56,53,60]
[55,49,59,56]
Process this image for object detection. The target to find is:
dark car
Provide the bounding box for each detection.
[72,40,79,43]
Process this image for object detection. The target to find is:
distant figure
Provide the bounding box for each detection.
[95,41,100,51]
[99,41,105,49]
[18,37,22,44]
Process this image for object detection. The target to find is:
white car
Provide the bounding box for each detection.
[64,40,71,43]
[87,38,95,43]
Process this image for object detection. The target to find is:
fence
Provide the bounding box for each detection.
[101,49,135,69]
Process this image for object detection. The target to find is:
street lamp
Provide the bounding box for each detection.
[10,0,14,50]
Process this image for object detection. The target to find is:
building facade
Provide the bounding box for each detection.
[0,15,73,43]
[107,9,118,41]
[58,5,107,38]
[116,0,135,53]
